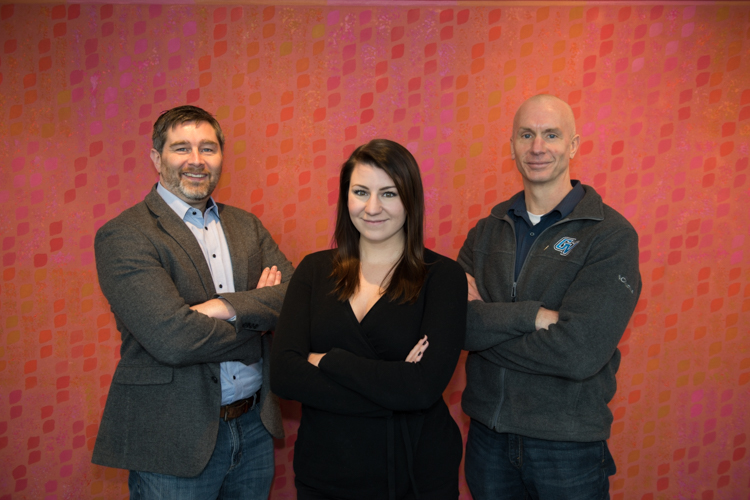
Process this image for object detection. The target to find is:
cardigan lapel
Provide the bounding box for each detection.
[144,187,216,299]
[216,205,249,293]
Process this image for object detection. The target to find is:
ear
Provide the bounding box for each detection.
[569,134,581,159]
[150,148,162,175]
[509,137,515,159]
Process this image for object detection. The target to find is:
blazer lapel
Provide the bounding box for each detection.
[144,187,216,299]
[217,205,249,293]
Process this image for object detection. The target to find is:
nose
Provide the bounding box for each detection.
[188,147,202,165]
[365,195,382,214]
[531,135,545,154]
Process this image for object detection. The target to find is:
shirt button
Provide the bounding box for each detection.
[233,376,236,380]
[219,284,223,289]
[192,211,197,215]
[205,227,208,230]
[530,232,535,236]
[211,376,218,383]
[213,254,216,258]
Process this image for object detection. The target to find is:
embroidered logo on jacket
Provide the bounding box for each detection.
[553,237,579,256]
[619,275,635,294]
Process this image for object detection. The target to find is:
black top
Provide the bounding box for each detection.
[271,249,468,499]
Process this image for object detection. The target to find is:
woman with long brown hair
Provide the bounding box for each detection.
[271,139,467,499]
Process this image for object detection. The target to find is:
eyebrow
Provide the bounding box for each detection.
[351,183,397,191]
[517,127,563,135]
[168,140,219,148]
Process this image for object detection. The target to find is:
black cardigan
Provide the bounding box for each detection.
[271,249,467,499]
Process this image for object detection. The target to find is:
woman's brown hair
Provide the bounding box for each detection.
[331,139,427,303]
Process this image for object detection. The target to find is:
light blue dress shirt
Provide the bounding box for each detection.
[157,183,262,405]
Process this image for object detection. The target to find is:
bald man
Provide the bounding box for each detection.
[458,95,641,499]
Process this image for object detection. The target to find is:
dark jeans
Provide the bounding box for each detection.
[128,406,274,500]
[465,420,615,500]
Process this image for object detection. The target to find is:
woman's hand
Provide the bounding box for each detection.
[308,352,325,367]
[405,336,429,363]
[309,336,428,367]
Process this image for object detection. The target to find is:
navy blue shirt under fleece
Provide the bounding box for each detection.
[508,180,585,280]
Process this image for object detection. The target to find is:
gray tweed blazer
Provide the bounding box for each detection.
[91,186,294,477]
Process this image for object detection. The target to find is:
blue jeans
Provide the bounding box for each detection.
[465,420,615,500]
[129,406,274,500]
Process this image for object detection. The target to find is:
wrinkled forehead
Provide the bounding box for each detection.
[165,120,220,143]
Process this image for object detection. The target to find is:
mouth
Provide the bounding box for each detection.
[525,161,552,169]
[182,172,208,181]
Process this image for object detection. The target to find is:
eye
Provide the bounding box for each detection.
[381,191,398,198]
[201,147,216,153]
[521,133,532,139]
[352,189,368,197]
[547,133,558,139]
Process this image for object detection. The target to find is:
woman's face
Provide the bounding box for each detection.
[347,162,406,247]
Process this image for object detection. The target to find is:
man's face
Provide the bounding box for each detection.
[150,121,223,210]
[510,97,580,189]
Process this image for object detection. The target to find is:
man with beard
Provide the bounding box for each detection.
[92,105,294,499]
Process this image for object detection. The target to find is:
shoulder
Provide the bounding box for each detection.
[294,249,336,276]
[601,203,637,234]
[461,194,517,251]
[467,193,518,236]
[577,185,638,238]
[487,192,521,221]
[424,249,466,284]
[300,249,336,265]
[96,200,152,238]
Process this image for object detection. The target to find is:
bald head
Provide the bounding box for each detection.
[509,94,581,208]
[513,94,577,138]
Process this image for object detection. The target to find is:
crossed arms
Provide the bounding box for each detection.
[467,273,559,331]
[271,253,467,416]
[459,225,641,381]
[95,213,292,368]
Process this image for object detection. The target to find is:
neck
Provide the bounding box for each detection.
[359,233,405,267]
[523,178,573,215]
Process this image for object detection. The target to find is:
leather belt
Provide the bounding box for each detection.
[220,389,260,422]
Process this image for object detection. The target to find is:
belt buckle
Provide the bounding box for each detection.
[222,399,243,422]
[222,391,260,422]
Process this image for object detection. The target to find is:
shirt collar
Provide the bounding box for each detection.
[156,182,219,220]
[508,180,584,221]
[555,180,585,219]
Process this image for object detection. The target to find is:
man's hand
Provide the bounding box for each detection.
[190,266,281,322]
[190,298,236,320]
[467,273,484,302]
[256,266,281,289]
[535,307,559,331]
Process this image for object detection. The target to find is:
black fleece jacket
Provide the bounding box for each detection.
[459,184,641,442]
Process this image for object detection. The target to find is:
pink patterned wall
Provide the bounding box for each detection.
[1,2,748,499]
